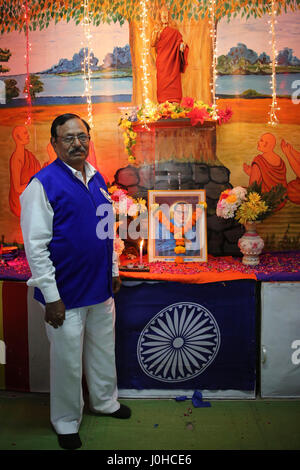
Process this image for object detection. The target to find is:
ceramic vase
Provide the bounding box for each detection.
[238,221,264,266]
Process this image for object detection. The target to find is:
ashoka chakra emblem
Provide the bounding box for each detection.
[137,302,221,383]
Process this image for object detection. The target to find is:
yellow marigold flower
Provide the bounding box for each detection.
[128,155,136,163]
[226,194,237,203]
[174,246,186,254]
[248,192,261,204]
[136,197,146,206]
[120,120,131,129]
[108,185,118,194]
[171,113,179,119]
[129,131,137,139]
[136,198,147,212]
[235,199,268,225]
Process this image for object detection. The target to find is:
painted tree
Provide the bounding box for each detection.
[0,0,299,105]
[23,74,44,100]
[0,47,11,73]
[5,78,20,101]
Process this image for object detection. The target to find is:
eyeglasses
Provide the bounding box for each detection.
[58,134,90,145]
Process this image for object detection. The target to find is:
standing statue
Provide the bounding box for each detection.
[151,6,189,104]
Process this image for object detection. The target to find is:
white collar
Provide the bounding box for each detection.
[62,160,97,179]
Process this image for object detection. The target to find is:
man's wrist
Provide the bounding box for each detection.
[42,284,61,304]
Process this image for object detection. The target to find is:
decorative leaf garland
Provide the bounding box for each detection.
[1,1,299,33]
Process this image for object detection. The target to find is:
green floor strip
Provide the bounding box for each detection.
[0,392,300,450]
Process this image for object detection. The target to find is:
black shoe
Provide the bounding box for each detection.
[57,432,82,450]
[92,404,131,419]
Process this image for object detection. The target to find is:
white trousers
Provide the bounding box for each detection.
[45,296,120,435]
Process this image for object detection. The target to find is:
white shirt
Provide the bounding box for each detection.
[20,160,119,304]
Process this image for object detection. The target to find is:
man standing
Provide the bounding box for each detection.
[20,113,130,450]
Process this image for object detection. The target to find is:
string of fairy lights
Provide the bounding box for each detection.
[82,0,94,128]
[20,0,281,128]
[23,0,32,126]
[268,0,280,126]
[139,0,152,112]
[209,0,218,120]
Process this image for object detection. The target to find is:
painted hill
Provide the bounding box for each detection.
[42,44,131,74]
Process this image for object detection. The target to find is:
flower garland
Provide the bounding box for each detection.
[118,97,233,163]
[154,203,207,264]
[118,119,138,164]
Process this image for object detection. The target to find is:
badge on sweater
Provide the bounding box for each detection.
[100,187,113,203]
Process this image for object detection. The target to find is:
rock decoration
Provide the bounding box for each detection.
[113,161,244,256]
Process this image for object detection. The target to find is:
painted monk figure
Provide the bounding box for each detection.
[87,140,109,184]
[42,142,57,168]
[243,133,288,210]
[9,126,41,217]
[281,139,300,205]
[151,6,189,104]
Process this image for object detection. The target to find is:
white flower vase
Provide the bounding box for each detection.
[238,221,264,266]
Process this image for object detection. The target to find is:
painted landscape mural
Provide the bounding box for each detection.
[0,0,299,254]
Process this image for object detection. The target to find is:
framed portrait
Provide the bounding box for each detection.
[148,190,207,263]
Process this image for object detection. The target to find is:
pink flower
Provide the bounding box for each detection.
[181,96,195,108]
[126,196,134,210]
[114,236,125,256]
[217,107,233,124]
[110,188,128,202]
[187,107,210,126]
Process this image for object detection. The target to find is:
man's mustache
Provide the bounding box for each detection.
[69,146,87,155]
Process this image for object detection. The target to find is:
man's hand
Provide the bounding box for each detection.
[45,299,66,329]
[112,276,122,295]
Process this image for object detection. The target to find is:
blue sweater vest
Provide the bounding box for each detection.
[32,158,114,310]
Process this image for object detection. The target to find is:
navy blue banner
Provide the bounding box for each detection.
[115,280,257,391]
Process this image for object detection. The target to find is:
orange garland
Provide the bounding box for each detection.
[154,206,204,262]
[155,207,202,238]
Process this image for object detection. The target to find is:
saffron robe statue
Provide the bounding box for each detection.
[154,27,189,103]
[151,7,189,104]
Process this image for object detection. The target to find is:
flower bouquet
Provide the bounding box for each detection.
[216,182,287,225]
[108,185,147,259]
[216,182,287,265]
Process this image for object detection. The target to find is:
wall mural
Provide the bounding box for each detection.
[0,0,299,255]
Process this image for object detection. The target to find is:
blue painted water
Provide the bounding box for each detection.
[0,72,299,101]
[216,73,300,96]
[0,73,133,98]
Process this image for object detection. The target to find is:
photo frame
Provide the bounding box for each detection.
[148,190,207,263]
